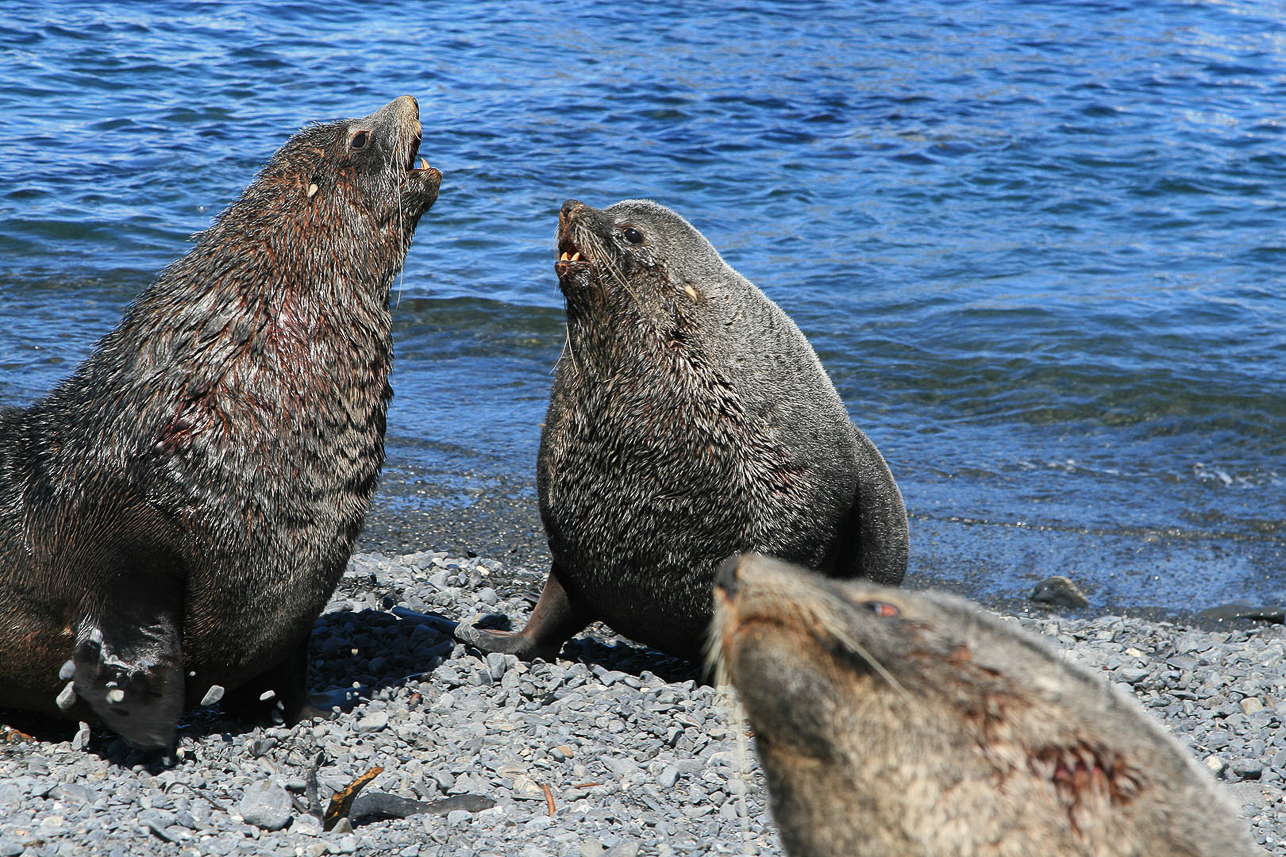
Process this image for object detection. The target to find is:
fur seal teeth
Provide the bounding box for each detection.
[571,252,582,262]
[307,183,319,198]
[419,158,429,171]
[559,252,571,262]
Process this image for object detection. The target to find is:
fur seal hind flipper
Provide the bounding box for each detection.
[827,426,909,587]
[71,570,185,751]
[454,565,592,661]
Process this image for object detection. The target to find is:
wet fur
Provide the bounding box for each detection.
[712,554,1259,857]
[0,97,440,748]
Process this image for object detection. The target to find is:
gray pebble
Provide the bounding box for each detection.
[356,711,390,733]
[1231,758,1264,780]
[238,780,293,832]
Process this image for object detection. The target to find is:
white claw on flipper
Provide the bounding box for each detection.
[200,685,225,706]
[106,689,125,704]
[59,659,75,681]
[56,681,77,711]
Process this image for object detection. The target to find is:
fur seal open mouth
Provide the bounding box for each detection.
[554,204,590,279]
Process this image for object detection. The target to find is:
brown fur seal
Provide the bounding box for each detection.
[456,199,907,662]
[0,96,441,750]
[710,553,1260,857]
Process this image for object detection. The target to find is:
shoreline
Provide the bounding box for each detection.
[355,476,1282,630]
[2,550,1283,856]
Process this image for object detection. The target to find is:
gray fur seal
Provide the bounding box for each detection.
[710,553,1260,857]
[0,96,441,750]
[457,199,907,662]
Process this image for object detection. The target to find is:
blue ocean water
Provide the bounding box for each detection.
[0,1,1282,611]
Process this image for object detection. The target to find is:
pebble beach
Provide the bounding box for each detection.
[2,551,1283,857]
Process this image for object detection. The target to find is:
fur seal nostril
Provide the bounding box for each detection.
[714,553,743,598]
[710,553,1260,857]
[0,96,442,750]
[456,198,908,664]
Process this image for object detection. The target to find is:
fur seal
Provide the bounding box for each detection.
[710,553,1260,857]
[456,199,907,662]
[0,96,441,750]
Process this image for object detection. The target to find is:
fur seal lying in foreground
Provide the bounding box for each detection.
[457,199,907,662]
[0,97,441,750]
[710,553,1260,857]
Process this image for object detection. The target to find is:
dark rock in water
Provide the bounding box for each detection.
[1198,604,1285,624]
[1029,575,1089,609]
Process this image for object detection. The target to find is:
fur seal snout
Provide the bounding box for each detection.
[457,199,908,663]
[711,553,1259,857]
[0,96,441,750]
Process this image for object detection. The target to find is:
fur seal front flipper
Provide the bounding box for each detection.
[456,199,908,663]
[455,564,592,662]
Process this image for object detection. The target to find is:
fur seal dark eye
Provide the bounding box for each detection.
[621,226,644,245]
[864,600,900,618]
[350,131,370,151]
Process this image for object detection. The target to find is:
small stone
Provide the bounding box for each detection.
[1241,697,1264,715]
[446,809,472,825]
[292,814,323,836]
[333,834,360,854]
[1029,576,1089,609]
[487,652,508,682]
[1231,758,1264,780]
[0,840,21,857]
[238,780,293,831]
[657,766,680,789]
[1205,756,1227,776]
[605,843,640,857]
[356,711,389,733]
[1115,667,1150,685]
[71,722,91,751]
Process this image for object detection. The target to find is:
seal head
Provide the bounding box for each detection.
[710,553,1259,857]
